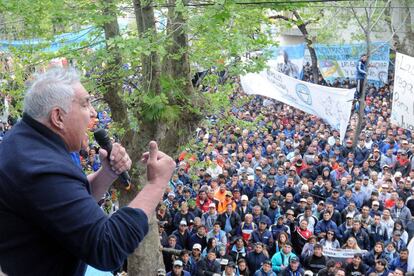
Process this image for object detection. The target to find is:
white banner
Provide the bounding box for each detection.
[391,52,414,131]
[323,248,368,259]
[240,65,355,142]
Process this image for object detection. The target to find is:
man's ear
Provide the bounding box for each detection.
[49,107,65,130]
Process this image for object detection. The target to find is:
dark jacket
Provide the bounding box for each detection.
[217,211,242,237]
[0,114,149,276]
[196,258,221,276]
[246,251,268,275]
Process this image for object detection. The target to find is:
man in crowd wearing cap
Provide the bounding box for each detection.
[173,220,192,250]
[390,230,406,252]
[266,197,283,225]
[202,203,219,231]
[254,259,276,276]
[166,260,191,276]
[196,249,221,275]
[249,189,270,211]
[236,194,251,221]
[326,189,347,212]
[278,256,304,276]
[251,217,274,255]
[394,150,411,177]
[217,202,241,238]
[222,261,237,276]
[271,242,297,273]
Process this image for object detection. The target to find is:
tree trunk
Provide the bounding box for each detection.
[100,0,129,128]
[133,0,161,94]
[297,24,319,83]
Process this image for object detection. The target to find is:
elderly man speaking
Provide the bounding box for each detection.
[0,68,176,275]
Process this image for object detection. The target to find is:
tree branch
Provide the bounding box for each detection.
[351,6,366,33]
[370,0,391,32]
[269,14,294,23]
[371,12,410,55]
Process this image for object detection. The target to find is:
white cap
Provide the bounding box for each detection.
[193,243,202,250]
[241,195,249,201]
[173,260,183,267]
[209,203,216,208]
[248,175,254,181]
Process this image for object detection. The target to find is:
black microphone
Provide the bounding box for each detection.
[94,128,131,188]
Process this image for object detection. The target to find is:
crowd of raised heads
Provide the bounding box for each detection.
[0,59,412,275]
[154,70,414,276]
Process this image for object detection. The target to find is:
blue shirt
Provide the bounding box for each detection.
[0,114,149,276]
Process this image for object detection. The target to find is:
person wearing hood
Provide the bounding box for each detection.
[278,256,305,276]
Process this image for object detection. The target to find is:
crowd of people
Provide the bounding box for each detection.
[151,67,414,276]
[0,58,412,276]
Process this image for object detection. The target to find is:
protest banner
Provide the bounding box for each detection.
[322,248,368,265]
[269,44,305,79]
[240,65,354,142]
[314,42,390,87]
[391,52,414,131]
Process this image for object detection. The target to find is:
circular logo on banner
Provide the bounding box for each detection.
[296,83,312,105]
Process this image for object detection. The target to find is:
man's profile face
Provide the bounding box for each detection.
[61,83,96,152]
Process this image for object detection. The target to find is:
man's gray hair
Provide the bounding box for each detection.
[23,67,81,120]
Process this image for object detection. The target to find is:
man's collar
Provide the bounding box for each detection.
[22,113,68,151]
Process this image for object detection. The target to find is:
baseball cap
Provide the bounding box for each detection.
[226,191,233,197]
[209,203,216,208]
[263,259,272,265]
[226,261,236,268]
[290,256,300,263]
[241,195,249,201]
[173,260,183,267]
[256,167,262,171]
[346,213,354,219]
[168,192,175,197]
[193,243,202,250]
[180,220,187,226]
[248,175,254,181]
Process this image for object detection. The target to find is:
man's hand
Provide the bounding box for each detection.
[141,141,176,188]
[99,143,132,178]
